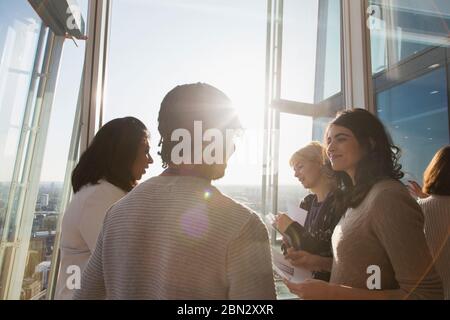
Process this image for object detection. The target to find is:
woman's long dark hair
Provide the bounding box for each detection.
[327,109,404,209]
[72,117,148,193]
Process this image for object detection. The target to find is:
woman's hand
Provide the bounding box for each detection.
[275,212,294,234]
[407,180,429,199]
[283,279,336,300]
[284,278,404,300]
[285,248,332,272]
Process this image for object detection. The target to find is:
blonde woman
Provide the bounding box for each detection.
[284,109,443,299]
[276,141,344,281]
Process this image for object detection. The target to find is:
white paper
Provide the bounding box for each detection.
[272,250,312,284]
[286,204,308,226]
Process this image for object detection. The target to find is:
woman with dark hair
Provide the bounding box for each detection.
[415,146,450,299]
[284,109,443,299]
[55,117,153,300]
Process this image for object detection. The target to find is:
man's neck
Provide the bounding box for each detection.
[162,165,212,182]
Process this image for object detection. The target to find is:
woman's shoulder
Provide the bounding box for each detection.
[74,180,126,208]
[418,195,450,210]
[371,178,405,192]
[365,179,409,201]
[365,179,422,219]
[300,193,316,211]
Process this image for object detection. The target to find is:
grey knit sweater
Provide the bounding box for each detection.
[73,176,276,300]
[418,195,450,300]
[330,179,443,299]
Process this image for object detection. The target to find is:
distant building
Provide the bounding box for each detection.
[39,194,49,207]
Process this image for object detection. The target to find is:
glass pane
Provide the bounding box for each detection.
[0,1,41,240]
[277,113,313,215]
[104,0,267,212]
[369,0,450,74]
[377,67,449,183]
[274,113,313,300]
[20,2,88,299]
[281,0,341,103]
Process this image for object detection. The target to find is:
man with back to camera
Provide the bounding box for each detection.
[74,83,276,299]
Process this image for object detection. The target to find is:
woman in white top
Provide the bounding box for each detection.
[410,146,450,299]
[55,117,153,299]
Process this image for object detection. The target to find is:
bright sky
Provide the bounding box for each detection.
[102,0,317,186]
[35,0,328,185]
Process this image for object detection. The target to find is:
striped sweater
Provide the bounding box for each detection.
[418,195,450,300]
[73,175,276,300]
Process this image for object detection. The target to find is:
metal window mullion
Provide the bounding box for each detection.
[98,0,112,128]
[267,0,278,219]
[364,0,376,114]
[383,0,397,71]
[5,33,65,300]
[447,58,450,142]
[271,0,283,219]
[80,0,111,153]
[314,0,330,104]
[263,0,279,218]
[341,0,374,110]
[0,25,47,280]
[261,0,273,217]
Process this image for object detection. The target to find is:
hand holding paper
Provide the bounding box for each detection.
[272,250,312,284]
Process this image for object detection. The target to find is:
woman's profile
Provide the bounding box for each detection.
[55,117,152,300]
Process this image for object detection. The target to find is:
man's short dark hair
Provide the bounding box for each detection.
[157,83,242,167]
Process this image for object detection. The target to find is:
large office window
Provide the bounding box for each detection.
[369,0,450,186]
[0,1,42,240]
[262,0,343,299]
[0,0,43,299]
[369,0,450,74]
[104,0,268,212]
[377,67,449,182]
[20,3,88,299]
[281,0,341,104]
[0,0,88,300]
[268,0,343,220]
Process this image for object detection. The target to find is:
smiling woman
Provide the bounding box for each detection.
[284,109,444,300]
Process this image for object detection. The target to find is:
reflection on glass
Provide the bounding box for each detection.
[369,0,450,74]
[281,0,341,103]
[19,33,87,299]
[0,1,42,298]
[377,67,449,183]
[0,1,41,240]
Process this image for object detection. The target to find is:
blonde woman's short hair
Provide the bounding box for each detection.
[289,141,326,167]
